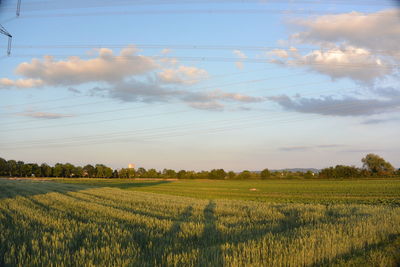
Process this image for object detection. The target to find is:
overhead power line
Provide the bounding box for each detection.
[0,66,281,110]
[0,71,318,126]
[3,92,398,150]
[3,43,399,56]
[7,54,399,69]
[0,83,362,133]
[6,8,396,20]
[0,0,390,13]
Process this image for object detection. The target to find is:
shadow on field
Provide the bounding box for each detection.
[0,179,170,200]
[134,205,194,266]
[309,233,400,267]
[197,201,224,266]
[98,181,171,190]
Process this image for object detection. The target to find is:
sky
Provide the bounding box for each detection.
[0,0,399,171]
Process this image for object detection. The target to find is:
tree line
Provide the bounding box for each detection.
[0,154,398,179]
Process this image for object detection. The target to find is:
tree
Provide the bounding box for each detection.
[30,163,41,177]
[73,166,84,177]
[177,170,187,179]
[361,154,394,176]
[0,157,7,176]
[21,163,32,177]
[304,170,314,179]
[319,165,360,179]
[63,163,75,178]
[16,161,25,177]
[260,168,271,179]
[208,169,226,179]
[40,163,53,177]
[162,169,177,178]
[53,163,64,177]
[237,170,252,179]
[95,165,103,177]
[227,171,236,180]
[83,164,95,178]
[146,168,159,178]
[103,166,113,178]
[112,170,119,178]
[136,167,147,178]
[6,160,17,176]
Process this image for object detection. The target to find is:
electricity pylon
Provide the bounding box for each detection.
[0,24,12,56]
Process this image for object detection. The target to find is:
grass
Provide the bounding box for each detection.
[0,178,400,266]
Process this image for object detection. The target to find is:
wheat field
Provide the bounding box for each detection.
[0,179,399,266]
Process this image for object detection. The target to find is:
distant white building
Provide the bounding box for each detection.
[128,163,135,169]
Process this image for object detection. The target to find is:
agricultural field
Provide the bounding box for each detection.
[1,178,400,266]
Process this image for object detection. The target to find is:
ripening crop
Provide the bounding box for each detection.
[0,179,399,266]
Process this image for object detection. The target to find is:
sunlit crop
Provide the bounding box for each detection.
[0,179,399,266]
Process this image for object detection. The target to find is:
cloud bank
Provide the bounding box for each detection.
[1,46,262,110]
[268,9,400,84]
[270,90,400,116]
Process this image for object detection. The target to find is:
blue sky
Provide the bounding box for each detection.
[1,0,399,171]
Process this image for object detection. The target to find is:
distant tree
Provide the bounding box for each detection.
[16,161,25,177]
[136,167,147,178]
[95,164,112,178]
[40,163,53,177]
[227,171,236,180]
[319,165,360,179]
[112,170,119,178]
[304,170,314,179]
[53,163,64,177]
[21,163,32,177]
[237,170,252,179]
[30,163,41,177]
[162,169,177,178]
[119,168,136,178]
[63,163,75,178]
[127,168,136,178]
[73,166,83,177]
[0,157,7,176]
[118,168,129,178]
[103,166,113,178]
[208,169,226,179]
[83,164,96,178]
[362,154,395,176]
[146,168,159,178]
[177,170,187,179]
[7,160,17,176]
[260,168,271,179]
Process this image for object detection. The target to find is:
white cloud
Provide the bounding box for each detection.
[291,9,400,53]
[188,101,224,111]
[194,90,264,103]
[17,111,74,119]
[161,48,172,55]
[157,65,208,85]
[0,78,44,89]
[295,46,392,83]
[233,50,247,69]
[14,47,158,86]
[270,9,400,84]
[267,49,289,59]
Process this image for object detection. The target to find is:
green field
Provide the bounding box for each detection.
[1,178,400,266]
[55,178,400,205]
